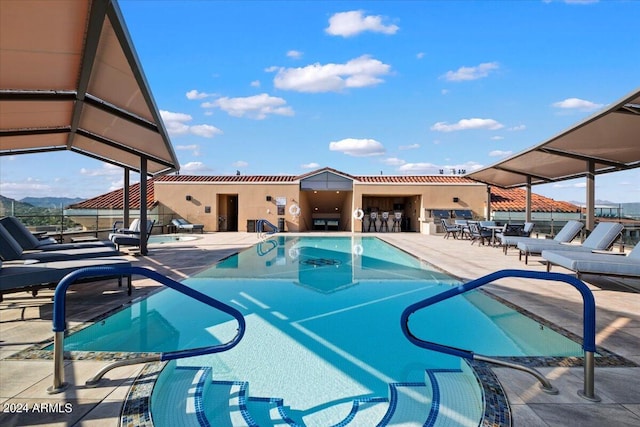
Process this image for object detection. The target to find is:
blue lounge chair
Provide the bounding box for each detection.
[543,244,640,280]
[0,224,119,262]
[497,222,537,254]
[502,220,583,257]
[0,257,131,302]
[110,220,155,251]
[171,218,204,233]
[0,216,115,251]
[517,222,624,264]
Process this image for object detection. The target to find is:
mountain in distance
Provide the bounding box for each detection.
[569,200,640,220]
[20,196,85,208]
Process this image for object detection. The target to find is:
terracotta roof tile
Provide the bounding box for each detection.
[491,187,581,213]
[69,180,156,210]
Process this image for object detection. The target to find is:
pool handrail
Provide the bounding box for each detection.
[48,265,246,394]
[400,269,600,402]
[256,219,279,239]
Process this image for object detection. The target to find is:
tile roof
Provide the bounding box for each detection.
[490,187,581,213]
[355,175,476,184]
[69,181,157,210]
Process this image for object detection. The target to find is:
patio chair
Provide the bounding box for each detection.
[454,219,470,239]
[109,219,141,239]
[517,221,624,264]
[500,220,583,257]
[0,257,132,302]
[468,222,492,245]
[0,224,119,263]
[440,219,460,239]
[496,222,535,254]
[542,243,640,281]
[110,220,156,251]
[0,216,115,251]
[172,218,204,233]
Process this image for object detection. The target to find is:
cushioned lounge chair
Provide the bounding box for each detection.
[500,220,583,257]
[517,222,624,264]
[110,220,155,251]
[542,244,640,280]
[497,222,535,254]
[0,224,119,262]
[109,219,141,240]
[171,218,204,233]
[0,257,131,302]
[0,216,114,251]
[468,222,493,246]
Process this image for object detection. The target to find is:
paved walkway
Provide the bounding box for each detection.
[1,232,638,426]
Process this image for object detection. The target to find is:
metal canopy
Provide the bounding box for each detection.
[467,88,640,189]
[0,0,179,176]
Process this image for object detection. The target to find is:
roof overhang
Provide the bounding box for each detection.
[466,88,640,188]
[0,0,179,176]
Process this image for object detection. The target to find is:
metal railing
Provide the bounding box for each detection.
[47,266,246,394]
[400,269,601,402]
[256,219,279,240]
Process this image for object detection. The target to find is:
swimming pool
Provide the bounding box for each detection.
[61,236,584,426]
[148,234,201,244]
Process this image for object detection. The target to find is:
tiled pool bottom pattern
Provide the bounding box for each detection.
[119,360,510,427]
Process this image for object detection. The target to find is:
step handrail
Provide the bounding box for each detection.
[400,269,600,401]
[48,266,246,394]
[256,219,279,240]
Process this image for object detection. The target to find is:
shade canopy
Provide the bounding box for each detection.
[0,0,179,176]
[467,88,640,189]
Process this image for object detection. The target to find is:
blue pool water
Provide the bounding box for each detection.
[61,236,584,426]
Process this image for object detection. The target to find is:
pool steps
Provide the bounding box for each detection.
[152,365,483,426]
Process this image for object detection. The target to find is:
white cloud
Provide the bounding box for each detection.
[383,157,406,166]
[431,118,504,132]
[233,160,248,168]
[270,55,392,93]
[80,163,122,177]
[399,143,420,150]
[180,161,210,174]
[175,144,201,156]
[326,10,399,37]
[553,182,587,188]
[186,89,215,100]
[442,62,499,82]
[301,162,320,169]
[416,52,425,59]
[329,138,386,157]
[490,136,504,141]
[287,50,303,59]
[508,124,526,131]
[250,80,260,88]
[552,98,604,112]
[489,150,512,157]
[202,94,294,120]
[190,124,223,138]
[160,110,223,137]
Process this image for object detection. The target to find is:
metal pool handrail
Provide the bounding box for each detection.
[48,266,246,394]
[400,269,601,402]
[256,218,279,240]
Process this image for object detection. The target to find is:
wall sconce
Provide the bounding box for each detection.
[452,197,459,203]
[186,195,192,201]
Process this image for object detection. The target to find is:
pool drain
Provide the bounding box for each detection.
[299,258,342,267]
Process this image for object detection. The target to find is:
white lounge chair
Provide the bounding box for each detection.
[543,244,640,280]
[171,218,204,233]
[110,220,156,251]
[517,222,623,264]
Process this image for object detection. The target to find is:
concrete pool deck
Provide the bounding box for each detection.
[1,232,638,426]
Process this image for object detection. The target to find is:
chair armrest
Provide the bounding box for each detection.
[591,249,626,255]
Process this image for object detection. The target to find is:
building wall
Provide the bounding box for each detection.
[154,182,301,232]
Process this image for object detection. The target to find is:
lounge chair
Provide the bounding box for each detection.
[440,219,460,239]
[171,218,204,233]
[517,221,624,264]
[0,257,132,302]
[110,220,155,251]
[500,220,583,257]
[542,243,640,280]
[109,219,141,239]
[496,222,535,254]
[0,216,115,251]
[0,224,119,262]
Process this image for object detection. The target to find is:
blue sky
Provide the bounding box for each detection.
[1,0,639,203]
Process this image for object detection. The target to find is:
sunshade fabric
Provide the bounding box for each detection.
[0,0,178,176]
[467,88,640,188]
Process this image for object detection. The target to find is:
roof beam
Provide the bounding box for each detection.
[537,146,630,168]
[492,165,554,183]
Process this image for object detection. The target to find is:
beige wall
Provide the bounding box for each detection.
[154,180,488,233]
[154,182,301,232]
